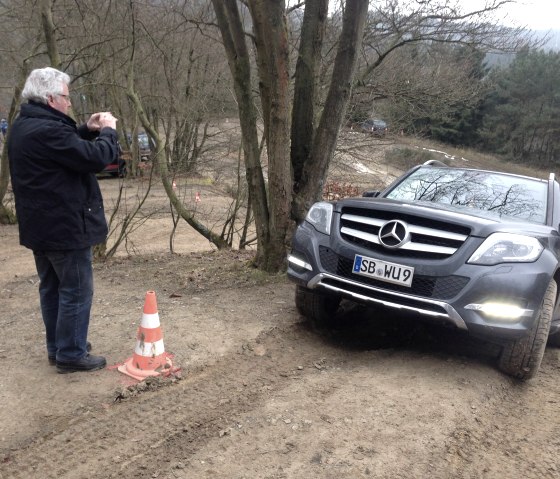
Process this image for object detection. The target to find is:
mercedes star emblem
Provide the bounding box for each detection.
[378,220,410,249]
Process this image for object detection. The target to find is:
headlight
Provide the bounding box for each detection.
[468,233,543,265]
[305,202,333,235]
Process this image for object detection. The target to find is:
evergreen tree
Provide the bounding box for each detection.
[480,49,560,167]
[427,47,489,147]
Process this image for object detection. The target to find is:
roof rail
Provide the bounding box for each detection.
[423,159,448,167]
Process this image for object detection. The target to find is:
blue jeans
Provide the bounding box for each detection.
[33,248,94,362]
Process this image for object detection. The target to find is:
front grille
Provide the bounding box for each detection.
[340,206,470,259]
[319,246,469,300]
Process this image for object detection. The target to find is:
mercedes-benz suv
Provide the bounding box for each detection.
[287,161,560,380]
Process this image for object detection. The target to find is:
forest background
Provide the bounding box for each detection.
[0,0,559,273]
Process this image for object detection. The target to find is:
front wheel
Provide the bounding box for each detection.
[295,285,341,328]
[548,330,560,347]
[547,299,560,347]
[498,279,557,380]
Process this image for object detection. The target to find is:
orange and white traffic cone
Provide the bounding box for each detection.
[195,191,201,202]
[118,290,174,381]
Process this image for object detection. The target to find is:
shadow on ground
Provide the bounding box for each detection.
[305,301,502,369]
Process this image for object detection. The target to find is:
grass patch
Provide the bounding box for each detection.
[391,136,553,179]
[384,145,441,171]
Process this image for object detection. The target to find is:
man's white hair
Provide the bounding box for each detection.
[21,67,71,104]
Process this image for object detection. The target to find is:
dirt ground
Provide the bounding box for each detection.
[1,135,560,479]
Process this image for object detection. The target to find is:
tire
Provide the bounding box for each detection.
[548,330,560,347]
[547,299,560,347]
[118,164,127,178]
[295,285,341,328]
[498,279,557,380]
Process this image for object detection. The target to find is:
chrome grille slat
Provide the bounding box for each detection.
[340,226,457,255]
[340,226,380,245]
[407,224,467,241]
[340,214,386,227]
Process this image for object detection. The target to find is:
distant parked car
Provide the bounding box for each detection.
[99,145,127,178]
[359,119,388,135]
[136,132,151,159]
[100,157,126,177]
[126,131,152,160]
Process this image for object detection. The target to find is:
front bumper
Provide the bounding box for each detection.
[287,222,556,341]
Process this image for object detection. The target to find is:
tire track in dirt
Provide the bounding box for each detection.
[1,323,334,479]
[441,351,560,479]
[2,286,560,478]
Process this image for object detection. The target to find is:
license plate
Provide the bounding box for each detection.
[352,254,414,287]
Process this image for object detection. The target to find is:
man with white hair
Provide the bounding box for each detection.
[8,67,119,373]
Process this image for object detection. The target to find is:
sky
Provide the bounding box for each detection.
[324,0,560,33]
[461,0,560,30]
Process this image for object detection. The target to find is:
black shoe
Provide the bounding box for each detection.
[48,341,92,365]
[56,354,106,374]
[49,341,95,366]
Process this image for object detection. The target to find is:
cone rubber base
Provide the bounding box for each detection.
[118,354,173,381]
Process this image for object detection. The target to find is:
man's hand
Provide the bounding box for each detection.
[87,112,117,131]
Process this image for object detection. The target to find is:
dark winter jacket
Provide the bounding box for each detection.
[8,101,119,251]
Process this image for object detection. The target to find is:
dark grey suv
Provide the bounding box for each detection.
[287,162,560,380]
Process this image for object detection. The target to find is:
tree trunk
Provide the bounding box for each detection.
[211,0,271,266]
[40,0,61,69]
[291,0,329,193]
[293,0,368,222]
[248,0,292,271]
[0,64,30,225]
[211,0,368,271]
[1,0,60,224]
[0,141,16,224]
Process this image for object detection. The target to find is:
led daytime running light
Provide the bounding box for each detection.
[465,302,532,320]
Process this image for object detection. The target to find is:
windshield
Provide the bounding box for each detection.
[138,133,149,150]
[385,167,548,224]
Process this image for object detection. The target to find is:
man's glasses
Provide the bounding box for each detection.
[56,94,71,102]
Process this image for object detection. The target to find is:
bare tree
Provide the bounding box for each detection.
[292,0,369,221]
[123,0,229,249]
[0,0,237,253]
[211,0,367,271]
[209,0,538,272]
[0,0,541,269]
[0,0,48,224]
[211,0,270,265]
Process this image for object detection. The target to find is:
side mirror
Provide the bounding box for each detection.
[362,190,379,198]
